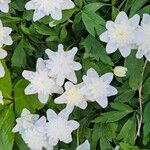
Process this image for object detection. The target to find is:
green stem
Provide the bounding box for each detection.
[137,60,148,137]
[77,129,80,146]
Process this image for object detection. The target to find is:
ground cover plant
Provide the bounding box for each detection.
[0,0,150,150]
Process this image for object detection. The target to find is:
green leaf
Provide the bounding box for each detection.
[82,5,105,36]
[0,61,12,99]
[117,116,137,145]
[33,22,55,36]
[137,5,150,16]
[82,35,113,66]
[83,2,110,12]
[129,0,149,17]
[112,6,120,21]
[114,88,135,103]
[143,101,150,144]
[110,102,133,112]
[102,111,132,122]
[120,142,140,150]
[11,39,27,67]
[125,51,144,90]
[60,27,68,42]
[14,79,43,114]
[14,133,30,150]
[91,123,100,149]
[0,104,15,150]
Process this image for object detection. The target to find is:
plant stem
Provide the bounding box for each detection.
[77,129,80,146]
[137,60,148,137]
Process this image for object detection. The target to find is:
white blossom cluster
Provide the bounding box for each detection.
[15,44,117,149]
[0,1,147,149]
[100,12,150,61]
[22,44,118,111]
[25,0,75,21]
[12,108,81,150]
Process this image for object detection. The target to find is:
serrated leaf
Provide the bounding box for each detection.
[110,102,133,112]
[102,111,132,122]
[117,116,137,145]
[82,35,113,66]
[125,51,144,90]
[82,6,105,36]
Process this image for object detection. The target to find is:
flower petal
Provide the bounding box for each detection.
[68,120,80,130]
[73,62,82,71]
[142,14,150,25]
[22,70,35,81]
[47,109,57,121]
[119,46,131,57]
[0,3,9,13]
[129,14,140,28]
[99,31,109,42]
[136,49,144,59]
[51,9,62,20]
[87,68,99,78]
[24,84,37,95]
[97,97,108,108]
[38,92,49,104]
[107,86,118,96]
[0,49,7,59]
[106,21,115,30]
[0,62,5,78]
[101,72,113,84]
[106,42,118,54]
[25,1,36,10]
[76,140,90,150]
[33,10,45,22]
[115,11,128,23]
[61,0,75,9]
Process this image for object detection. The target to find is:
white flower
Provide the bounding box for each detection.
[22,58,63,104]
[113,66,127,77]
[12,108,39,134]
[0,19,13,47]
[76,140,90,150]
[0,90,4,105]
[0,0,10,13]
[81,68,118,108]
[22,117,53,150]
[45,44,82,86]
[0,49,7,78]
[136,14,150,61]
[54,81,88,113]
[99,11,140,57]
[25,0,75,21]
[45,108,79,146]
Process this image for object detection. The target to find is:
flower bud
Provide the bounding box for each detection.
[113,66,127,77]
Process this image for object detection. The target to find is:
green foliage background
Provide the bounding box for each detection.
[0,0,150,150]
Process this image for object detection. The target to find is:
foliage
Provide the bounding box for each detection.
[0,0,150,149]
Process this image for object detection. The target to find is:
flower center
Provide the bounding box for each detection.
[88,80,108,99]
[31,71,55,93]
[66,87,83,105]
[110,22,134,47]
